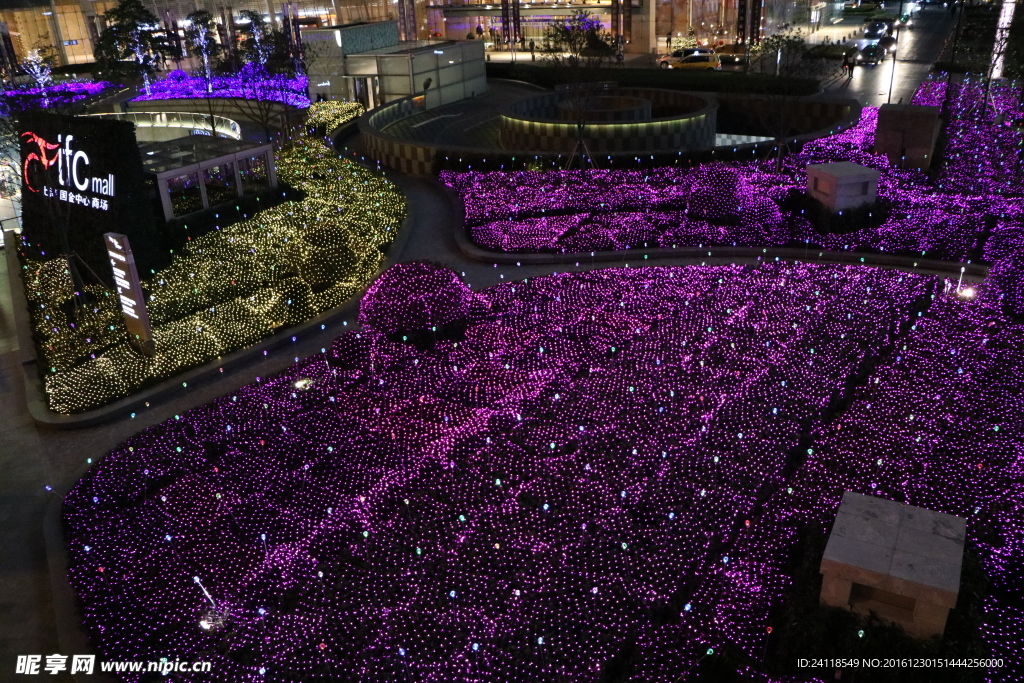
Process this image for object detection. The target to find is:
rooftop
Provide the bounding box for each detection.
[823,491,966,595]
[807,161,883,179]
[138,136,271,175]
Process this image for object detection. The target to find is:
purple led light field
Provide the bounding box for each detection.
[63,261,1023,682]
[445,79,1024,268]
[0,81,116,112]
[132,69,310,108]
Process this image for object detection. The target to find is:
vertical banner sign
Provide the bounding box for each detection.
[104,233,155,356]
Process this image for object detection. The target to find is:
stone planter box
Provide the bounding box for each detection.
[820,491,966,639]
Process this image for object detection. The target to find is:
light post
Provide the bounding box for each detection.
[887,29,898,104]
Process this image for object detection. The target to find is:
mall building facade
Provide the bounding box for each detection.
[0,0,838,68]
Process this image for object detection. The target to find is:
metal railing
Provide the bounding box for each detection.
[85,111,242,139]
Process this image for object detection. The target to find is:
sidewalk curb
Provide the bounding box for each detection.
[443,184,989,281]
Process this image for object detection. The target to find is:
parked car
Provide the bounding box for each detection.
[658,47,714,67]
[659,51,722,70]
[856,43,885,64]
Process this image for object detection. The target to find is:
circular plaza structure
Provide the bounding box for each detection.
[500,87,716,155]
[359,80,861,176]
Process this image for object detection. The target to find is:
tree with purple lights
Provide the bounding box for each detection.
[231,61,302,142]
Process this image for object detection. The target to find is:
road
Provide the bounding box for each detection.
[485,4,954,107]
[820,4,955,105]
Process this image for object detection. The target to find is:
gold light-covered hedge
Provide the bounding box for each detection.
[23,136,404,413]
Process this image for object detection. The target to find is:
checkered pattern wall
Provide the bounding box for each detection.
[714,95,853,137]
[362,129,438,176]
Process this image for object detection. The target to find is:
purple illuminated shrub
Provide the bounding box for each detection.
[988,253,1024,320]
[65,262,1024,682]
[0,80,115,111]
[447,165,798,253]
[447,79,1024,270]
[132,69,310,108]
[739,195,786,245]
[359,262,477,335]
[918,76,1024,197]
[687,165,741,223]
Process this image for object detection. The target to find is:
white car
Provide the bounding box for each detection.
[659,47,714,66]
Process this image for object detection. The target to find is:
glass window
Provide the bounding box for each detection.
[204,163,237,206]
[167,171,202,218]
[239,155,269,196]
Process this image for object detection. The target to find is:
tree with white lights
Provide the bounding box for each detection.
[21,49,52,106]
[185,10,220,94]
[95,0,169,93]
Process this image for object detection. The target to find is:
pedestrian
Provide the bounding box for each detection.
[841,52,851,78]
[667,32,673,50]
[529,38,535,58]
[847,55,855,80]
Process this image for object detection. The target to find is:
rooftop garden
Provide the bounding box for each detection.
[0,80,118,113]
[131,67,310,109]
[20,133,405,414]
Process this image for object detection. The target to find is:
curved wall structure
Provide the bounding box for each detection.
[500,88,718,155]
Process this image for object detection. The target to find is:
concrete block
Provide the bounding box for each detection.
[911,601,951,638]
[820,574,852,608]
[819,491,966,638]
[875,104,941,171]
[806,162,880,213]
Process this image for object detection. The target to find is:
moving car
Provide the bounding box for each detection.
[878,35,898,53]
[856,43,885,64]
[863,21,890,39]
[895,13,913,28]
[659,51,722,70]
[714,43,749,65]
